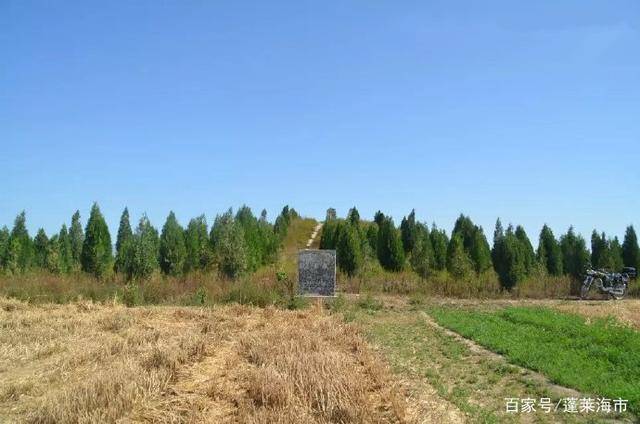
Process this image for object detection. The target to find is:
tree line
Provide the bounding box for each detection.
[320,207,640,289]
[0,204,299,280]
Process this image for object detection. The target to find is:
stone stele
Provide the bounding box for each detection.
[298,249,336,296]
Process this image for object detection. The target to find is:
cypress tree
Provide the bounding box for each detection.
[58,224,73,273]
[325,208,337,221]
[115,208,133,273]
[610,237,624,271]
[622,225,640,271]
[591,231,608,269]
[0,226,9,270]
[8,211,33,272]
[365,223,379,254]
[33,228,49,268]
[347,207,360,226]
[430,224,449,271]
[514,225,535,273]
[411,223,434,279]
[374,211,385,227]
[537,224,563,276]
[560,226,590,277]
[159,211,186,276]
[376,217,405,271]
[400,209,418,254]
[69,210,84,268]
[124,214,158,280]
[446,233,474,280]
[81,203,113,278]
[45,236,62,274]
[336,221,363,276]
[210,210,248,279]
[451,214,491,274]
[236,205,267,272]
[184,215,210,273]
[319,219,339,250]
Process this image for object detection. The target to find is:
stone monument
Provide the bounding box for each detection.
[298,249,336,296]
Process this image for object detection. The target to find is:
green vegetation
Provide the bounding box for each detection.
[80,203,113,279]
[623,225,640,271]
[429,306,640,414]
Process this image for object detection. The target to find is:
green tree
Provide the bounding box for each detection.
[69,210,84,268]
[376,217,405,271]
[7,211,33,272]
[411,223,434,279]
[210,210,247,279]
[451,214,491,274]
[33,228,49,268]
[325,208,337,221]
[115,207,133,273]
[591,230,608,269]
[400,209,418,253]
[126,214,159,280]
[347,207,360,226]
[159,211,186,276]
[514,225,535,273]
[0,226,9,270]
[492,223,528,289]
[365,223,379,254]
[184,215,210,273]
[336,221,363,276]
[45,236,62,274]
[537,224,563,276]
[58,224,73,273]
[374,211,385,227]
[446,233,474,280]
[81,203,113,278]
[236,205,276,272]
[609,237,624,271]
[560,226,590,278]
[319,219,339,250]
[430,224,449,271]
[622,225,640,271]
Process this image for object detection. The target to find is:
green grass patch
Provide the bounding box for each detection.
[429,306,640,414]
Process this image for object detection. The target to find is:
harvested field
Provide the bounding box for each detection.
[0,297,413,423]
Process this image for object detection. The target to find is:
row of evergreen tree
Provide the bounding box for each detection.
[0,204,299,279]
[319,208,640,289]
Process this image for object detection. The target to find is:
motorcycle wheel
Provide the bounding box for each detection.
[580,283,590,300]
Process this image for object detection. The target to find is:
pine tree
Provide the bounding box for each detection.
[7,211,33,272]
[81,203,113,278]
[159,211,186,276]
[492,224,528,289]
[374,211,385,227]
[591,230,608,269]
[365,223,379,254]
[451,214,491,274]
[411,223,434,279]
[336,221,363,276]
[400,209,418,253]
[210,210,247,279]
[446,233,474,280]
[58,224,73,273]
[0,226,9,270]
[609,237,624,271]
[430,224,449,271]
[622,225,640,271]
[376,217,405,271]
[69,210,84,268]
[514,225,535,273]
[325,208,337,221]
[115,208,133,273]
[347,207,360,226]
[184,215,210,273]
[122,214,158,280]
[33,228,49,268]
[45,236,62,274]
[537,224,563,276]
[560,226,590,277]
[319,219,339,250]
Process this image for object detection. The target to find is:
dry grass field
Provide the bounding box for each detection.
[0,297,413,424]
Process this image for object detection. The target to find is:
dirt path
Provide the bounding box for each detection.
[306,222,323,248]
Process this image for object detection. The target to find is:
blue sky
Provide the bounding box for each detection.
[2,1,638,245]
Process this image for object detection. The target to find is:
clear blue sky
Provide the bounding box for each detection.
[2,1,638,245]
